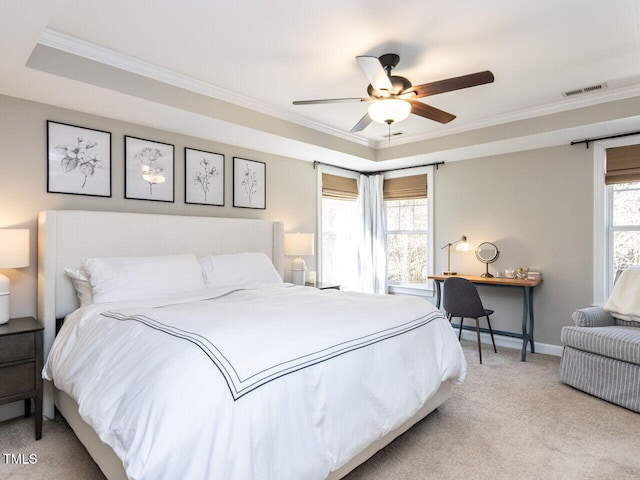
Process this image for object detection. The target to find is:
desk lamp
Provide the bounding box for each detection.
[441,235,472,275]
[284,233,314,285]
[0,229,30,324]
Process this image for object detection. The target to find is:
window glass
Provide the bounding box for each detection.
[321,197,358,290]
[611,182,640,277]
[613,183,640,226]
[385,198,428,287]
[386,203,400,231]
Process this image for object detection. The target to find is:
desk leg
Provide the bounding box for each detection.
[521,286,527,361]
[528,287,535,354]
[435,280,442,310]
[520,287,535,361]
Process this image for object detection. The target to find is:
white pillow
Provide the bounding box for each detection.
[604,266,640,322]
[64,268,94,307]
[199,252,282,288]
[82,254,205,304]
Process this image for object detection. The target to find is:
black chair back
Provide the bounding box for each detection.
[443,277,487,318]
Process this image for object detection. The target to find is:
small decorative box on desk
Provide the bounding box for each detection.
[527,271,543,281]
[0,317,44,440]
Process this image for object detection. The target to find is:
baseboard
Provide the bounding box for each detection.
[459,330,563,357]
[0,400,29,423]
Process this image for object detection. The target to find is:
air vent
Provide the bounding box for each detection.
[562,82,608,97]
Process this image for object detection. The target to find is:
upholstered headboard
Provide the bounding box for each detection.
[37,210,284,418]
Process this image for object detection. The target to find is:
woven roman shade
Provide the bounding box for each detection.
[322,173,358,200]
[383,174,428,200]
[606,145,640,185]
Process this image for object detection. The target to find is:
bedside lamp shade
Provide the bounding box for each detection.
[0,229,30,324]
[284,233,314,285]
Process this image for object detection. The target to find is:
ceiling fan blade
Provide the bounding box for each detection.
[356,56,393,93]
[350,112,373,133]
[409,100,456,124]
[407,71,495,98]
[293,97,370,105]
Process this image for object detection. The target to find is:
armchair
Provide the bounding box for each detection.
[560,283,640,413]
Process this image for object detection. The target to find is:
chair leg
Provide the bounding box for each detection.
[475,317,483,364]
[486,315,497,353]
[458,317,464,340]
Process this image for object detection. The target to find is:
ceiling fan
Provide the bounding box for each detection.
[293,53,494,133]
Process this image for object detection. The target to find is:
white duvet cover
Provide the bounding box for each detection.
[44,284,466,480]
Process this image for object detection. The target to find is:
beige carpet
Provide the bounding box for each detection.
[1,341,639,480]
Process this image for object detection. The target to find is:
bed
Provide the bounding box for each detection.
[38,210,466,480]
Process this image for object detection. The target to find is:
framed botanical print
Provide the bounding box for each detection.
[185,148,224,206]
[125,136,175,202]
[233,157,266,209]
[47,121,111,197]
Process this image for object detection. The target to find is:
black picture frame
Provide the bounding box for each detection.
[124,136,175,202]
[185,148,225,206]
[47,120,112,197]
[233,157,266,209]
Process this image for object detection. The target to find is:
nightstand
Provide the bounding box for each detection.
[0,317,44,440]
[305,282,340,290]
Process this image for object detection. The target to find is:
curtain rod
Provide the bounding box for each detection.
[570,131,640,149]
[312,160,445,175]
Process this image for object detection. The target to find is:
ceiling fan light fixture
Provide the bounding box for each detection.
[368,99,411,125]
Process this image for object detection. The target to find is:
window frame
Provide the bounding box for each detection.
[316,164,359,284]
[316,164,435,297]
[593,134,640,304]
[383,166,435,296]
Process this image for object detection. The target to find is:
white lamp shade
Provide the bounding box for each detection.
[0,229,29,268]
[368,99,412,124]
[284,233,314,257]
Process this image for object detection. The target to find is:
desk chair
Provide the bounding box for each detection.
[443,277,497,364]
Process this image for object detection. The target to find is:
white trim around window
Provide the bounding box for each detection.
[592,133,640,305]
[316,164,359,283]
[383,165,435,297]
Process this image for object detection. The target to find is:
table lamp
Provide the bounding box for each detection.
[284,233,314,285]
[441,234,473,275]
[0,229,30,324]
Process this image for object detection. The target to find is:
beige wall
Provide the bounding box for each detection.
[0,94,317,320]
[433,145,594,346]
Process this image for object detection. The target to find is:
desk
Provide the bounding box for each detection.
[428,274,543,362]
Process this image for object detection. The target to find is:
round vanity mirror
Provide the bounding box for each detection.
[475,242,499,278]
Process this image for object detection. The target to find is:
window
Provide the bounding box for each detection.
[318,168,359,290]
[318,165,435,295]
[385,198,428,286]
[594,137,640,303]
[321,197,358,289]
[610,181,640,279]
[383,167,434,293]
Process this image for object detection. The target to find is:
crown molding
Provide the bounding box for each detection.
[37,29,375,148]
[37,29,640,153]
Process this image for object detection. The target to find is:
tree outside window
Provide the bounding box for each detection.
[385,198,428,286]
